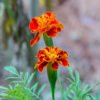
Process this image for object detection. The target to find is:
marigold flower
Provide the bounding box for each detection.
[35,47,69,72]
[29,11,64,47]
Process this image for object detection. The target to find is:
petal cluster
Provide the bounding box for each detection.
[35,47,69,72]
[29,12,64,47]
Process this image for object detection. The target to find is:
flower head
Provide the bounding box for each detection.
[35,47,69,72]
[29,12,64,47]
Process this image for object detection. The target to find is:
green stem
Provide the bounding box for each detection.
[47,63,57,100]
[43,33,57,100]
[43,33,53,46]
[45,0,53,11]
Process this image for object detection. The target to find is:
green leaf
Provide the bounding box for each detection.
[0,93,8,96]
[67,77,74,83]
[31,82,39,91]
[24,72,29,84]
[67,67,75,81]
[0,66,44,100]
[5,76,18,80]
[87,95,95,100]
[38,84,46,95]
[4,66,19,76]
[19,72,23,78]
[27,73,35,86]
[0,86,8,90]
[8,85,13,90]
[75,70,80,85]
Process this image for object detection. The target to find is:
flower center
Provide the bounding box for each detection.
[50,54,57,60]
[47,49,58,62]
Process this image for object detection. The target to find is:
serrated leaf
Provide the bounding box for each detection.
[67,77,74,83]
[0,86,8,90]
[8,85,13,90]
[31,82,39,91]
[10,80,23,84]
[68,67,75,81]
[27,73,35,86]
[38,84,46,95]
[87,95,95,100]
[5,76,18,80]
[75,70,80,85]
[4,66,19,76]
[24,72,29,84]
[0,93,8,96]
[19,72,23,78]
[81,85,90,96]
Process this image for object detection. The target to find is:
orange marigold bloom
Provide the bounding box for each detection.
[35,47,69,72]
[29,11,64,47]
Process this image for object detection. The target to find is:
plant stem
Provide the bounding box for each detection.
[47,63,57,100]
[43,33,53,46]
[43,33,57,100]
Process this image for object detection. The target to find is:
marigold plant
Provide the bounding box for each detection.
[29,11,68,100]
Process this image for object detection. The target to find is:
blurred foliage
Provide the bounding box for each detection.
[39,0,45,6]
[3,0,29,47]
[45,0,53,11]
[2,0,36,66]
[0,66,46,100]
[59,67,100,100]
[5,17,14,36]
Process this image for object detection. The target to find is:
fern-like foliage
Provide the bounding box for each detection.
[0,66,46,100]
[59,67,100,100]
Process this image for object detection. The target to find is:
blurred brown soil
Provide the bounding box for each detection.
[54,0,100,83]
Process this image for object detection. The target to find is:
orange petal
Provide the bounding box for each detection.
[47,28,57,37]
[51,20,58,24]
[61,59,69,66]
[37,50,45,58]
[39,56,49,62]
[29,18,38,33]
[30,32,41,47]
[38,62,48,72]
[46,11,52,16]
[45,47,50,51]
[59,51,68,58]
[38,65,44,72]
[52,62,58,70]
[57,27,61,32]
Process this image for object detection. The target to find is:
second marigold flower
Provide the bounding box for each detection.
[35,47,69,72]
[29,12,64,47]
